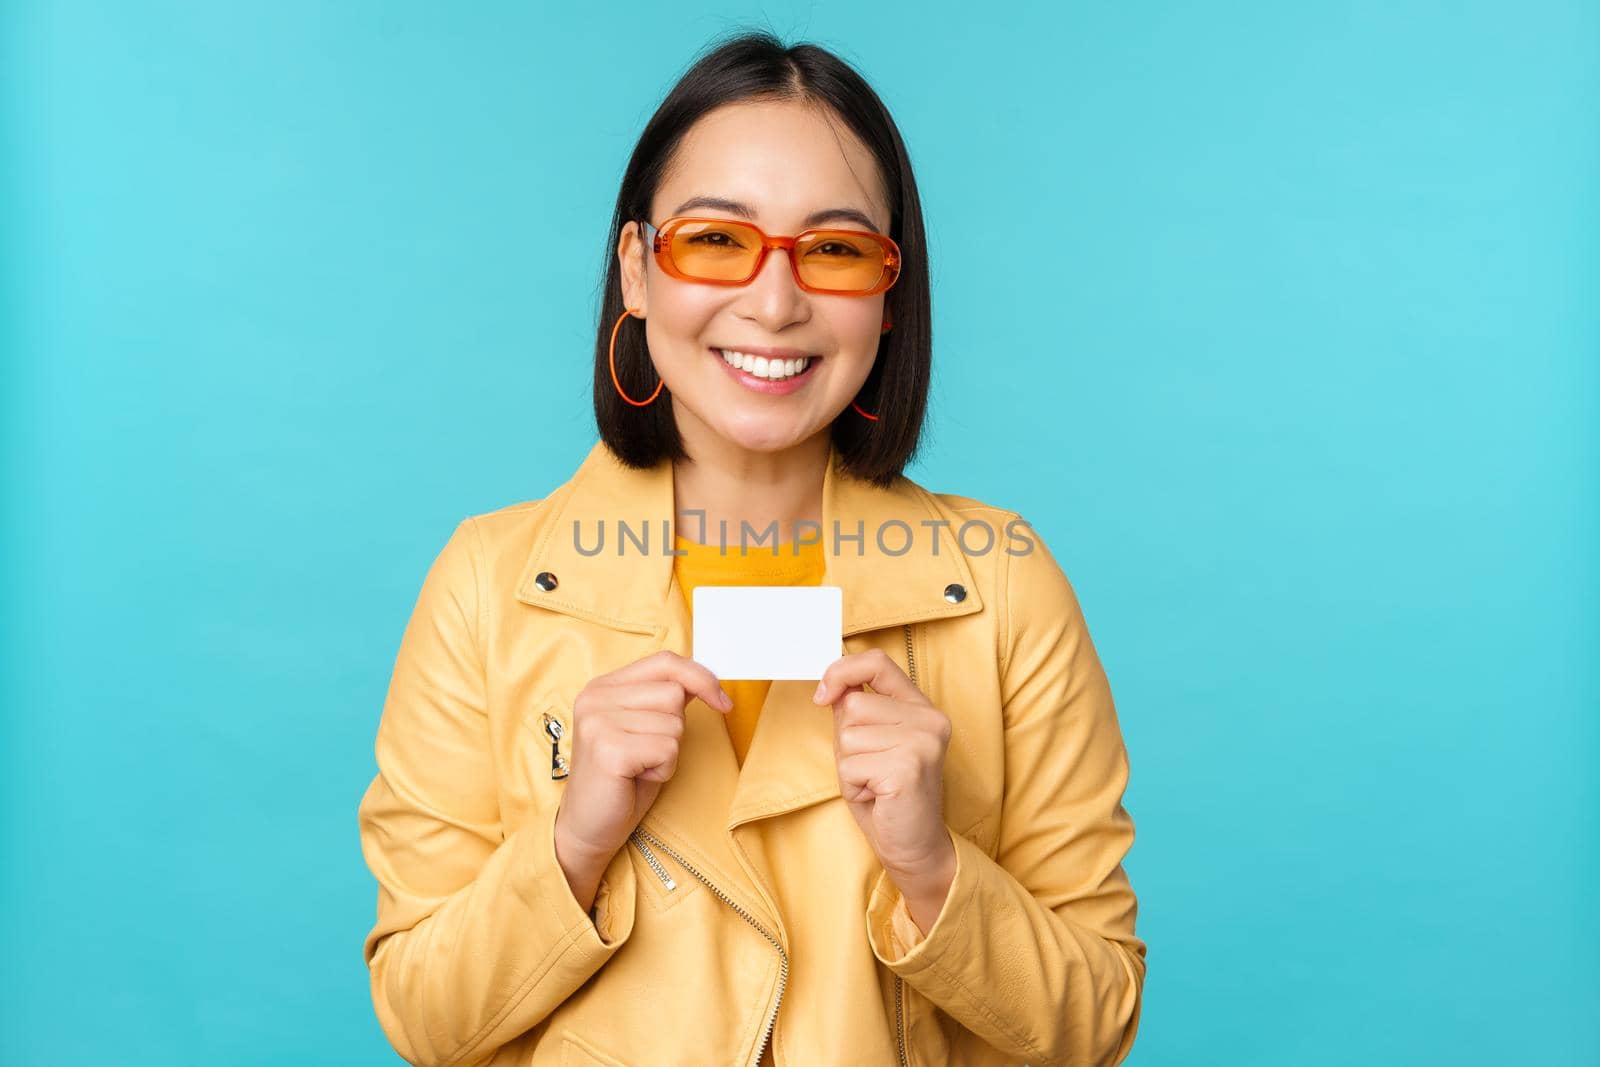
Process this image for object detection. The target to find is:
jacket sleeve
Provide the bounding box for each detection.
[357,518,639,1067]
[863,519,1147,1067]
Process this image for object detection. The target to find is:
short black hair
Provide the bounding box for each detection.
[591,30,932,488]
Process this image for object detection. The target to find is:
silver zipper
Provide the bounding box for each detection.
[541,711,569,779]
[629,833,676,891]
[630,824,788,1067]
[895,622,916,1067]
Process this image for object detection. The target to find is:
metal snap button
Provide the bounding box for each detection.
[943,583,967,603]
[534,571,559,592]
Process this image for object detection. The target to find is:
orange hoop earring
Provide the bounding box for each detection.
[609,306,664,407]
[850,317,891,420]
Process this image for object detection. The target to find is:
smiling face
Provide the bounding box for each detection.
[617,98,892,458]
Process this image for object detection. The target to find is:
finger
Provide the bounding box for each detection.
[814,648,920,706]
[616,706,686,739]
[603,679,693,717]
[835,721,905,757]
[609,650,733,712]
[837,751,907,802]
[627,733,679,783]
[832,690,906,728]
[576,679,682,727]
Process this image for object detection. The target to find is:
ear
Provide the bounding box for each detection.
[617,221,649,316]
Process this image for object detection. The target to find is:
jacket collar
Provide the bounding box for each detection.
[514,438,983,637]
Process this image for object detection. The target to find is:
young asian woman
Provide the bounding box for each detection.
[357,30,1146,1067]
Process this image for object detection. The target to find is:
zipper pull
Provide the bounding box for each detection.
[542,712,569,779]
[630,832,677,891]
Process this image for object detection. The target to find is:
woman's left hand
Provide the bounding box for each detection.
[814,649,957,927]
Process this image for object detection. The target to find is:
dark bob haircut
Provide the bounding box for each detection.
[592,30,932,488]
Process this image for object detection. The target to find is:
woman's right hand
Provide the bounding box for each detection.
[553,650,733,883]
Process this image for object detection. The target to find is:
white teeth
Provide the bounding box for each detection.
[718,349,812,381]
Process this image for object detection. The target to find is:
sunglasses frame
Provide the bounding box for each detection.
[640,216,902,296]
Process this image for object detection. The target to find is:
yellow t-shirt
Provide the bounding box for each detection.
[672,532,827,766]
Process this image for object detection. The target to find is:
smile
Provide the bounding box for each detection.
[710,347,820,394]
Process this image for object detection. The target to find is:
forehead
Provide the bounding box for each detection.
[653,99,890,232]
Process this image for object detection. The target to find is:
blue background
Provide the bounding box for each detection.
[3,2,1595,1064]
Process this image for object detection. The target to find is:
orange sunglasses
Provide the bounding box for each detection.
[640,216,902,296]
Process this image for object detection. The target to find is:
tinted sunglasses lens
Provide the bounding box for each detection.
[666,220,763,282]
[795,231,889,293]
[665,220,890,293]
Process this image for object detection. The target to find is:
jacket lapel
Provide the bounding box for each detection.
[513,439,986,927]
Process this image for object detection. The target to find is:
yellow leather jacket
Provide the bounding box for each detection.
[358,439,1147,1067]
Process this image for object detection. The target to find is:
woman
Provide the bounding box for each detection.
[358,31,1146,1067]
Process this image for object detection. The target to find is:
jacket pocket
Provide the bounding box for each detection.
[627,829,701,913]
[560,1029,632,1067]
[496,698,574,835]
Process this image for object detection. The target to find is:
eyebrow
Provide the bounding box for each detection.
[669,195,883,233]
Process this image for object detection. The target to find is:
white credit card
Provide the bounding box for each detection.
[692,585,843,680]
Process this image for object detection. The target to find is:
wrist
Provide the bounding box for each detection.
[553,814,616,915]
[888,833,957,935]
[883,827,957,890]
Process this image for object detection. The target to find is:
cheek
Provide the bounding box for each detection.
[818,299,886,378]
[648,284,724,362]
[820,295,884,340]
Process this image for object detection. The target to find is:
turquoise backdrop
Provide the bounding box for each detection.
[3,2,1595,1064]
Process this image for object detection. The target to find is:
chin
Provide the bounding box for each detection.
[713,417,812,454]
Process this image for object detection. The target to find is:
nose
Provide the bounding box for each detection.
[737,243,809,331]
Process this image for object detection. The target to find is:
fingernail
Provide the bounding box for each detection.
[813,681,827,703]
[719,688,734,710]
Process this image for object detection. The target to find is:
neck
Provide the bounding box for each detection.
[671,428,829,548]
